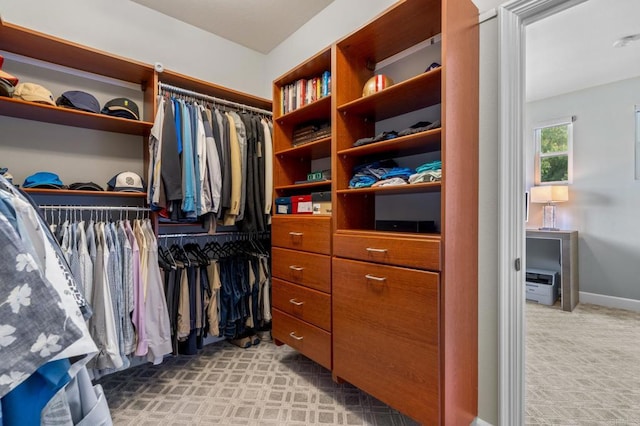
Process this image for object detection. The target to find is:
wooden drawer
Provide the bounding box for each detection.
[272,278,331,331]
[272,215,331,255]
[333,232,441,271]
[272,247,331,293]
[272,309,331,370]
[332,258,440,424]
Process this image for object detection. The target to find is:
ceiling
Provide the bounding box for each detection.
[131,0,334,54]
[129,0,639,100]
[527,0,640,101]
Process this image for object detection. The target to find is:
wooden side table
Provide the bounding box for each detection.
[526,230,579,312]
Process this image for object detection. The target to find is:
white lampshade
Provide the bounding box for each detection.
[530,185,568,204]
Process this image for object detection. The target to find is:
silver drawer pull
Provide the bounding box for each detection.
[289,332,304,340]
[289,265,304,271]
[366,247,388,253]
[289,298,305,306]
[289,231,304,236]
[365,274,387,282]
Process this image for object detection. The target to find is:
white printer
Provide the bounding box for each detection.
[525,268,559,306]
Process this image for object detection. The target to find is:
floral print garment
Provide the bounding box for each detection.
[0,215,83,398]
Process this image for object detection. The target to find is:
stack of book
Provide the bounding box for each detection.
[292,120,331,146]
[281,70,331,114]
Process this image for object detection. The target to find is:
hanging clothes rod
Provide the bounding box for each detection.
[39,205,150,212]
[157,231,270,239]
[158,82,272,116]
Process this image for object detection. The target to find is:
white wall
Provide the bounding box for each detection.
[264,0,398,92]
[0,0,503,423]
[526,76,640,301]
[0,0,266,96]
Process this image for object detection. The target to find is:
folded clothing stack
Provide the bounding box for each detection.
[349,159,416,189]
[352,120,442,148]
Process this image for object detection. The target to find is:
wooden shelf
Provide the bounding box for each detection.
[24,188,147,197]
[276,95,331,126]
[337,69,441,121]
[275,137,332,160]
[336,181,440,195]
[334,228,441,240]
[337,128,441,157]
[0,97,153,135]
[275,180,332,192]
[274,47,332,87]
[0,20,154,84]
[335,0,441,63]
[159,69,272,111]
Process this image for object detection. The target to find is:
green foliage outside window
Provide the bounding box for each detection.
[538,124,570,183]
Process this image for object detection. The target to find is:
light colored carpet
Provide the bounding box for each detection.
[526,302,640,425]
[97,339,419,426]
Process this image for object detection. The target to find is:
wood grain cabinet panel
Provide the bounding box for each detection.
[271,216,331,255]
[272,247,331,293]
[272,278,331,331]
[334,232,441,271]
[272,309,331,370]
[332,257,440,424]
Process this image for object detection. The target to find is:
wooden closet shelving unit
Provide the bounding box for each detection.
[271,0,479,424]
[0,19,271,220]
[270,45,333,369]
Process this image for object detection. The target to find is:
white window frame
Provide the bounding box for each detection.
[534,116,574,185]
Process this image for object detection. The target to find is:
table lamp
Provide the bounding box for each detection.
[530,185,568,231]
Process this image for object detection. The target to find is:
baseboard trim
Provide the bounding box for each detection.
[471,417,494,426]
[579,291,640,312]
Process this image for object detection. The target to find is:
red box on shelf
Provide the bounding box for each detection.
[291,195,313,214]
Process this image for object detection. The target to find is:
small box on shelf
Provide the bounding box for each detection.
[312,191,332,215]
[292,195,313,214]
[275,196,292,214]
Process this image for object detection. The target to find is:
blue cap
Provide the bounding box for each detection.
[23,171,64,189]
[56,90,100,113]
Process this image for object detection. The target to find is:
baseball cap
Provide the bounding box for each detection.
[23,171,64,189]
[0,78,15,98]
[101,97,139,120]
[14,82,56,106]
[107,171,145,192]
[0,54,18,86]
[56,90,100,113]
[68,181,104,191]
[0,168,13,185]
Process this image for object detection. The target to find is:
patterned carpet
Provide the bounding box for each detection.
[526,302,640,425]
[97,338,418,426]
[97,302,640,425]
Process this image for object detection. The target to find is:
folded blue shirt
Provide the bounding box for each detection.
[416,160,442,173]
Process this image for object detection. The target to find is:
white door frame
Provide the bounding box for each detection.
[497,0,588,424]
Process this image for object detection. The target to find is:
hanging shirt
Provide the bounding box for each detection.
[194,102,208,216]
[162,98,182,203]
[148,95,166,207]
[180,101,197,217]
[141,219,173,364]
[262,118,273,218]
[202,106,222,214]
[0,208,83,399]
[126,219,147,357]
[228,111,247,221]
[223,112,242,225]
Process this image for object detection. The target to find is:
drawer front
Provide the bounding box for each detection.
[332,258,440,424]
[272,278,331,331]
[272,247,331,293]
[272,216,331,255]
[333,233,441,271]
[272,309,331,370]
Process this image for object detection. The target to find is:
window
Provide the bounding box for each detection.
[534,117,573,184]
